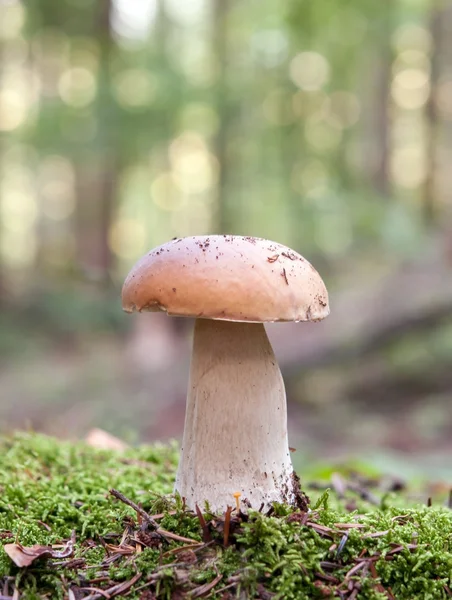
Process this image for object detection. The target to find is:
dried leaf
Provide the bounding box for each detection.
[4,543,54,567]
[4,533,75,567]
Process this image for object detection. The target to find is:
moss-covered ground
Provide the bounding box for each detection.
[1,433,451,599]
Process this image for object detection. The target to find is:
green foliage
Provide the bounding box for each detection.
[0,432,177,549]
[312,488,330,510]
[1,433,452,598]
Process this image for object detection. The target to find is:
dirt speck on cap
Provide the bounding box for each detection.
[281,251,300,261]
[317,295,327,307]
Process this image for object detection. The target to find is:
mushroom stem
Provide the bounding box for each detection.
[175,319,295,512]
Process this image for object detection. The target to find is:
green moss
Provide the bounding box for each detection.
[0,432,451,599]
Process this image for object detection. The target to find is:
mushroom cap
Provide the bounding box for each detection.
[122,235,329,323]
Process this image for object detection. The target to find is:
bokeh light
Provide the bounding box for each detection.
[58,67,97,107]
[391,68,430,110]
[1,190,38,234]
[392,23,432,55]
[165,0,206,26]
[393,49,430,74]
[151,172,186,211]
[168,133,219,194]
[251,29,288,68]
[391,145,427,189]
[0,1,25,40]
[0,163,38,267]
[111,0,156,41]
[0,90,28,131]
[108,218,147,259]
[176,38,217,88]
[289,52,330,91]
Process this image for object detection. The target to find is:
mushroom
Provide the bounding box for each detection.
[122,235,329,512]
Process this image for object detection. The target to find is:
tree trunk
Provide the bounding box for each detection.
[212,0,230,234]
[423,0,443,224]
[435,3,452,239]
[371,3,393,196]
[74,0,116,284]
[0,41,4,305]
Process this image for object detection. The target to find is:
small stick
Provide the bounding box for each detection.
[110,489,200,545]
[83,572,142,600]
[158,530,201,544]
[109,489,159,530]
[223,506,232,547]
[191,574,223,598]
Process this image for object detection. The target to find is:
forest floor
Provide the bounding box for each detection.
[1,432,452,599]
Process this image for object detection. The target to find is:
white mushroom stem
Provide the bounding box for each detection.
[175,319,295,512]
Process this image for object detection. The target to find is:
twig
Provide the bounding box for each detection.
[213,582,236,596]
[191,574,223,598]
[109,489,200,544]
[345,561,367,579]
[83,573,142,600]
[162,543,205,558]
[158,530,202,544]
[223,506,232,547]
[80,587,111,599]
[362,530,389,539]
[109,489,159,530]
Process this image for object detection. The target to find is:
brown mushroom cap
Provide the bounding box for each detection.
[122,235,329,323]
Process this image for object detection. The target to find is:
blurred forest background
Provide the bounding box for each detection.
[1,0,452,476]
